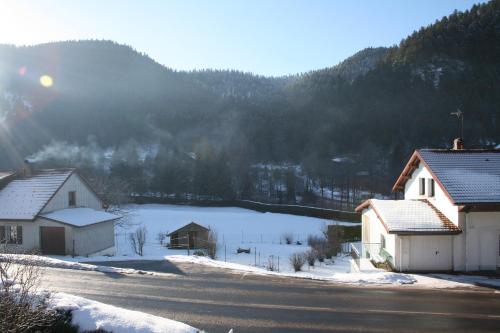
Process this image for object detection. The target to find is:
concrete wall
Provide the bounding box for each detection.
[404,163,459,224]
[42,173,102,213]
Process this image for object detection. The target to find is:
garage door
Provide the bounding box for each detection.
[40,227,66,255]
[409,235,452,271]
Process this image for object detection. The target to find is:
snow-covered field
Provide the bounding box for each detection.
[111,204,358,275]
[44,204,500,289]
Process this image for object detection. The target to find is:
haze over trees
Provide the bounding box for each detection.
[0,1,499,208]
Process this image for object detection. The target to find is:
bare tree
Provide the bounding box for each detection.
[0,247,60,331]
[206,228,218,260]
[129,226,147,256]
[289,253,306,272]
[157,232,167,246]
[282,232,294,245]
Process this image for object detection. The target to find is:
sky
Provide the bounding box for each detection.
[0,0,487,76]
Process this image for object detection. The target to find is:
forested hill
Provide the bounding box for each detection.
[0,0,499,203]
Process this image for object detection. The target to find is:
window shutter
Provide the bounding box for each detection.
[428,179,435,197]
[16,226,23,244]
[0,226,4,243]
[419,178,426,195]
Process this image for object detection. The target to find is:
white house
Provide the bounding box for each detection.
[356,139,500,272]
[0,165,119,256]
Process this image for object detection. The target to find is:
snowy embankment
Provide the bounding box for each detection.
[49,292,199,333]
[0,253,154,275]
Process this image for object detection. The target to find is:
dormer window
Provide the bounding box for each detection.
[419,178,426,195]
[428,179,435,197]
[68,191,76,207]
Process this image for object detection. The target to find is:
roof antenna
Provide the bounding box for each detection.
[450,108,464,139]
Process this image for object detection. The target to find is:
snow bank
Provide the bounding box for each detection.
[165,254,417,285]
[49,292,200,333]
[0,254,152,275]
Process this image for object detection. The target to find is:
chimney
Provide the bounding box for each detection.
[452,138,464,150]
[22,159,33,177]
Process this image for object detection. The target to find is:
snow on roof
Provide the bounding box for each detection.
[419,149,500,204]
[358,199,461,234]
[41,208,120,227]
[0,169,74,220]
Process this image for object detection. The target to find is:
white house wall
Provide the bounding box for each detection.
[464,211,500,271]
[73,220,115,256]
[361,207,397,266]
[404,163,459,224]
[42,173,102,213]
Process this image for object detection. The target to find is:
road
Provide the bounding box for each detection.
[40,261,500,333]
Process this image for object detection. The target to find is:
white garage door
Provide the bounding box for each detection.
[408,235,453,271]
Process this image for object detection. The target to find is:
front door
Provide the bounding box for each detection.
[40,226,66,255]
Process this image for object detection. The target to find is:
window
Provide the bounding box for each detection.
[68,191,76,206]
[428,178,435,197]
[380,234,386,249]
[0,225,22,244]
[419,177,426,195]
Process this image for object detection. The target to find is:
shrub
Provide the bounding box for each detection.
[282,232,294,245]
[305,250,317,267]
[193,250,205,256]
[129,226,147,256]
[326,224,345,257]
[266,256,278,271]
[307,234,331,259]
[289,253,306,272]
[156,232,167,246]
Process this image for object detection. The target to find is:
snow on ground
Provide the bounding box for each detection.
[109,204,359,275]
[49,292,199,333]
[44,204,500,289]
[0,253,154,275]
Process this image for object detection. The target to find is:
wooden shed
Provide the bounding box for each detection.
[168,222,209,249]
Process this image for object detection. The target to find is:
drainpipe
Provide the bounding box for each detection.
[464,212,468,272]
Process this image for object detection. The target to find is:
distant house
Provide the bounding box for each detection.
[168,222,209,249]
[0,163,119,256]
[356,139,500,272]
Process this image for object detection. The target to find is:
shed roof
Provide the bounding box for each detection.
[0,169,75,220]
[356,199,461,235]
[393,149,500,204]
[167,222,209,235]
[40,207,120,227]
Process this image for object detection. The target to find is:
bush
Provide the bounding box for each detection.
[282,232,294,245]
[307,234,331,259]
[289,253,306,272]
[193,250,205,256]
[305,250,317,267]
[129,226,147,256]
[326,225,345,257]
[266,256,278,271]
[156,232,167,246]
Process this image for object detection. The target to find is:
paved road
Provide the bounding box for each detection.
[40,261,500,333]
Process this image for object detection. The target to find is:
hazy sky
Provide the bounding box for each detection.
[0,0,486,76]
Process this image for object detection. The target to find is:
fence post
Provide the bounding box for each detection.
[278,256,279,272]
[225,244,227,262]
[254,247,256,266]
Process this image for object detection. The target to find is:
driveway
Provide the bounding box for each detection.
[40,260,500,333]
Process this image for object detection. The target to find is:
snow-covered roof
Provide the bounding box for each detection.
[41,207,120,227]
[0,169,75,220]
[356,199,461,234]
[418,149,500,204]
[393,149,500,204]
[0,172,14,181]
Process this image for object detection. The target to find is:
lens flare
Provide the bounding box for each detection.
[39,75,53,87]
[19,66,27,76]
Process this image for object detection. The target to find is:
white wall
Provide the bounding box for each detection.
[464,212,500,271]
[404,163,459,224]
[42,173,102,213]
[361,208,397,265]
